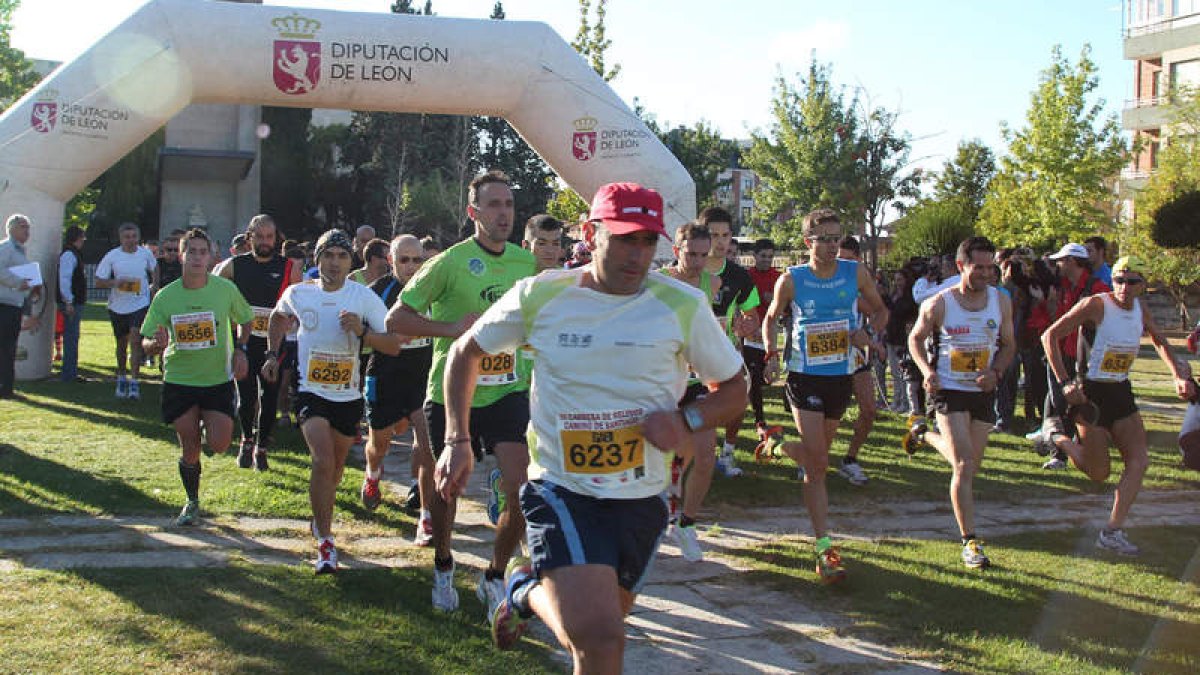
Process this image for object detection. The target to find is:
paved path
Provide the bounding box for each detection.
[3,438,1198,673]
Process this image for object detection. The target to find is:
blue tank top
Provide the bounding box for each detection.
[788,260,859,376]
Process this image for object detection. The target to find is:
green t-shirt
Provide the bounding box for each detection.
[400,238,536,406]
[141,275,254,387]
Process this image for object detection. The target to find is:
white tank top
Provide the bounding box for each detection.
[1085,294,1142,382]
[935,286,1001,392]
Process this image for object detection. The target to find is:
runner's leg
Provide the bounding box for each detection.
[1107,413,1150,530]
[491,441,530,572]
[526,564,626,675]
[302,417,340,539]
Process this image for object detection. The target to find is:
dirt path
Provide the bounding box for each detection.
[3,439,1197,673]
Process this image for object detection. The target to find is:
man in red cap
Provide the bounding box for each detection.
[436,182,747,671]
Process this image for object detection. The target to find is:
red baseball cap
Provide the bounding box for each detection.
[589,182,668,238]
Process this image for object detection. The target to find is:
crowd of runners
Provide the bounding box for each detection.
[1,170,1196,673]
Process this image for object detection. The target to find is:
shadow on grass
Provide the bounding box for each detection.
[723,527,1200,674]
[0,443,169,515]
[63,564,557,673]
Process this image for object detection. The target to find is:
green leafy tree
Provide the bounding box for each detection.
[856,103,921,266]
[886,199,976,268]
[1124,86,1200,327]
[572,0,620,82]
[741,58,869,246]
[89,129,165,245]
[546,187,589,227]
[658,121,740,212]
[978,45,1127,249]
[931,139,996,218]
[0,0,38,110]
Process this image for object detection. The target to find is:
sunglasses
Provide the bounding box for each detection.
[1113,276,1144,286]
[394,256,422,264]
[806,234,842,244]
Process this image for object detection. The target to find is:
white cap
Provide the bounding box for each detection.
[1048,243,1088,260]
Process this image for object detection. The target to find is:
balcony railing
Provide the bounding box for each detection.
[1121,167,1152,181]
[1124,1,1200,37]
[1125,95,1168,109]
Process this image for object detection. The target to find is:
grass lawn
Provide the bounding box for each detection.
[1,305,1198,672]
[734,526,1200,674]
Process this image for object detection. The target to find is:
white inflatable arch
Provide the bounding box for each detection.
[0,0,695,379]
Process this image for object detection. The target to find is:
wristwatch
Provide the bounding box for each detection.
[680,404,704,432]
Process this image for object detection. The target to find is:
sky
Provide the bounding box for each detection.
[11,0,1132,176]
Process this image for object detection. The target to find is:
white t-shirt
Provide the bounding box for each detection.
[96,246,157,314]
[468,268,743,500]
[275,280,388,402]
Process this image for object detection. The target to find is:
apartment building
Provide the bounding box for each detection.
[1122,0,1200,193]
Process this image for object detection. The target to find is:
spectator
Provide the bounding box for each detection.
[57,225,88,382]
[565,241,592,269]
[0,214,42,398]
[1085,236,1112,287]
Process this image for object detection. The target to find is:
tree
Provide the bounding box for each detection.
[1124,86,1200,327]
[743,57,914,250]
[0,0,38,110]
[476,1,556,231]
[931,139,996,218]
[546,186,589,227]
[886,199,976,268]
[977,45,1127,249]
[260,106,314,236]
[658,121,740,212]
[572,0,620,82]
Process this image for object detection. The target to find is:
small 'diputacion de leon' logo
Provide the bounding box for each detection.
[572,116,598,161]
[272,12,322,95]
[30,89,58,134]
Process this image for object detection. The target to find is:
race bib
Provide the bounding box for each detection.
[949,341,991,379]
[250,307,273,338]
[116,279,142,294]
[805,319,849,365]
[402,336,432,350]
[1098,344,1137,380]
[306,349,355,392]
[477,351,517,386]
[561,426,645,476]
[171,311,217,351]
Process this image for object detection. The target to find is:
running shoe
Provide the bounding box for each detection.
[413,510,433,547]
[175,500,199,527]
[815,545,847,584]
[115,375,128,399]
[236,439,254,469]
[432,561,459,612]
[476,571,506,619]
[837,460,869,486]
[1096,528,1140,556]
[1032,434,1056,457]
[962,539,990,569]
[675,522,704,562]
[1042,455,1068,470]
[902,416,927,457]
[405,480,421,514]
[486,468,505,526]
[253,448,269,472]
[361,475,382,511]
[127,379,140,401]
[716,451,744,477]
[315,539,338,574]
[491,555,534,650]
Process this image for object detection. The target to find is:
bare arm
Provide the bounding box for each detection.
[1041,296,1103,387]
[435,334,487,500]
[218,259,234,280]
[386,302,477,340]
[1142,298,1195,399]
[643,371,748,463]
[761,272,793,353]
[908,295,943,392]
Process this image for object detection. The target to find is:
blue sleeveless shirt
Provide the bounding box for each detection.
[787,260,859,376]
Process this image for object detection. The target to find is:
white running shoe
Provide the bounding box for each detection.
[1042,456,1068,470]
[1096,528,1140,556]
[127,379,140,401]
[315,539,338,575]
[837,460,869,486]
[115,375,128,399]
[716,452,743,478]
[432,562,459,612]
[674,523,704,562]
[476,572,506,618]
[413,510,433,547]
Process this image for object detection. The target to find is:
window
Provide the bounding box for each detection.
[1170,58,1200,89]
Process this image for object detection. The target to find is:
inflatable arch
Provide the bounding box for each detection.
[0,0,695,379]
